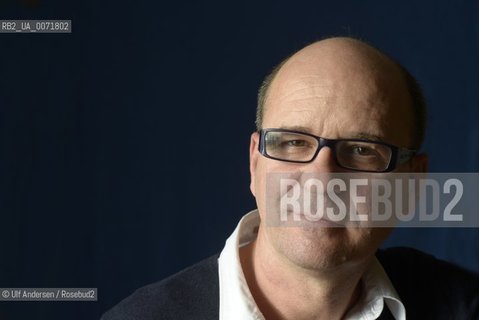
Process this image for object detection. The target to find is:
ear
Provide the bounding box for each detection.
[410,153,428,172]
[249,132,260,197]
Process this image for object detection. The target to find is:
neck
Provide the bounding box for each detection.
[239,232,372,320]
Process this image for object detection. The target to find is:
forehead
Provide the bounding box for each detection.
[263,48,414,147]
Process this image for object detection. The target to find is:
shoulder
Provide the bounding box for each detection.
[377,247,479,319]
[101,254,220,320]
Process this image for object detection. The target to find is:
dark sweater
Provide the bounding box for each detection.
[102,247,479,320]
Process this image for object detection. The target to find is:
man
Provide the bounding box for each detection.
[102,37,479,320]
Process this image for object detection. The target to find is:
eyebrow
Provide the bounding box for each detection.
[352,132,385,143]
[277,125,386,143]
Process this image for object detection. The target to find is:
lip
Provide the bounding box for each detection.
[291,212,346,228]
[314,218,345,228]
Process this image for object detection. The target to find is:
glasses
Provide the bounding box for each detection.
[258,128,416,172]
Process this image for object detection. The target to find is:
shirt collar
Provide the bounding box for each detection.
[218,209,406,320]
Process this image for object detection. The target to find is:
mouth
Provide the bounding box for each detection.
[313,218,346,228]
[286,211,347,228]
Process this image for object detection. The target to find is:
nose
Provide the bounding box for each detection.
[303,146,342,173]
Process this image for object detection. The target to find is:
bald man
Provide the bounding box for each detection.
[102,37,479,320]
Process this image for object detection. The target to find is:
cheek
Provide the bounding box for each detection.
[251,160,267,211]
[255,160,298,194]
[254,160,288,215]
[255,160,308,223]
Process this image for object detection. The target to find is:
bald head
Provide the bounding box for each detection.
[256,37,426,149]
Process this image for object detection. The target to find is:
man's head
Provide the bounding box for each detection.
[256,37,428,151]
[248,37,428,271]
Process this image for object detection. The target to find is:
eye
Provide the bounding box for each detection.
[352,145,375,156]
[286,140,308,147]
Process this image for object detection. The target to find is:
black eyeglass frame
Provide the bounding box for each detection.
[258,128,417,173]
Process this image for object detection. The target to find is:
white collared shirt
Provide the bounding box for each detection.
[218,210,406,320]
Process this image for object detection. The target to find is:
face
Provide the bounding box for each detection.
[249,40,426,270]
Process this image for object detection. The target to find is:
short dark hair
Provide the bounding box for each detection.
[255,57,289,133]
[396,63,428,149]
[255,44,427,150]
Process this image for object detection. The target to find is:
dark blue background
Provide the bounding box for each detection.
[1,0,478,319]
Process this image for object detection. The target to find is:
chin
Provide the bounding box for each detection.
[269,226,365,271]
